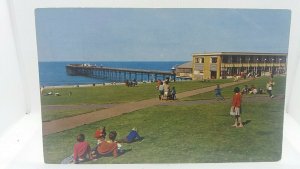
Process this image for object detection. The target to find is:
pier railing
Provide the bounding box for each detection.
[66,64,176,82]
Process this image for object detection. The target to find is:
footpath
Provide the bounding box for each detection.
[43,79,252,135]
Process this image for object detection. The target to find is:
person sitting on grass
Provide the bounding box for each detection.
[73,134,93,164]
[117,128,143,143]
[231,87,243,128]
[96,131,119,158]
[94,126,106,145]
[241,85,249,95]
[249,85,258,94]
[215,84,225,101]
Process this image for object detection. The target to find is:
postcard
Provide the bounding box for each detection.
[35,8,290,164]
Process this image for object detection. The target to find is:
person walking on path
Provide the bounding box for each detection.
[158,81,164,100]
[215,84,225,100]
[163,81,170,99]
[171,86,177,100]
[231,87,243,128]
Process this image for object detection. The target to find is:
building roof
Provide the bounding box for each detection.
[192,52,288,57]
[176,61,193,69]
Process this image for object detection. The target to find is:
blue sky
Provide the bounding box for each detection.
[35,8,291,61]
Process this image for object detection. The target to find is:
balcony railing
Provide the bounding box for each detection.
[221,63,285,67]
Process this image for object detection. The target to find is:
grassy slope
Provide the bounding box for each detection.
[43,99,284,163]
[41,79,232,121]
[41,79,232,105]
[42,108,105,122]
[183,76,286,101]
[43,76,285,163]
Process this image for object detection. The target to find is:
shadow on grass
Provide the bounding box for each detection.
[117,137,145,144]
[242,119,251,126]
[91,148,133,161]
[130,137,145,143]
[118,148,133,157]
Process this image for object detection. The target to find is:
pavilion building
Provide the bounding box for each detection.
[192,52,287,80]
[175,61,193,80]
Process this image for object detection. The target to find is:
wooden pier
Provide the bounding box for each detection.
[66,64,176,82]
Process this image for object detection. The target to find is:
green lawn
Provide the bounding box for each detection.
[41,79,233,105]
[43,76,286,163]
[42,108,105,122]
[183,76,286,101]
[41,79,233,121]
[43,98,284,163]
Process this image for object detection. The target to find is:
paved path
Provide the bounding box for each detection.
[42,79,252,135]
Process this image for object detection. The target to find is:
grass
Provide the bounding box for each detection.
[42,76,286,163]
[42,108,105,122]
[43,98,284,163]
[41,79,233,105]
[41,79,233,121]
[182,76,286,101]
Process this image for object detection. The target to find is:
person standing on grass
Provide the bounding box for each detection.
[163,81,170,99]
[215,84,224,100]
[158,81,164,100]
[171,86,176,100]
[231,87,243,128]
[266,80,275,98]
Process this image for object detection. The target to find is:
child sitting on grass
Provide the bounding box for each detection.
[96,131,119,158]
[94,126,106,145]
[73,134,93,163]
[117,128,143,143]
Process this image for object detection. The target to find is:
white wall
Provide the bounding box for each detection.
[1,0,300,169]
[0,0,26,135]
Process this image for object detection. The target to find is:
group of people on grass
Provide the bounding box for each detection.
[67,127,142,164]
[156,79,176,100]
[125,79,138,87]
[241,84,263,95]
[241,79,275,98]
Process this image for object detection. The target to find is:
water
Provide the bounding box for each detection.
[38,61,186,86]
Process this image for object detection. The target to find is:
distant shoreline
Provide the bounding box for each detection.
[40,81,152,90]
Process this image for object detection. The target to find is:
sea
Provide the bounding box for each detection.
[38,61,186,86]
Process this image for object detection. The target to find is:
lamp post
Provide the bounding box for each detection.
[256,58,259,75]
[272,58,274,75]
[264,58,266,76]
[171,66,176,82]
[240,57,242,75]
[247,57,250,74]
[279,58,282,74]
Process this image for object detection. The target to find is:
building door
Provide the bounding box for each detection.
[211,71,217,79]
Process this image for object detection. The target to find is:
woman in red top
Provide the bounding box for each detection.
[231,87,243,128]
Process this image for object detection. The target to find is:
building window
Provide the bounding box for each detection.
[200,58,204,63]
[211,57,217,63]
[195,57,204,63]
